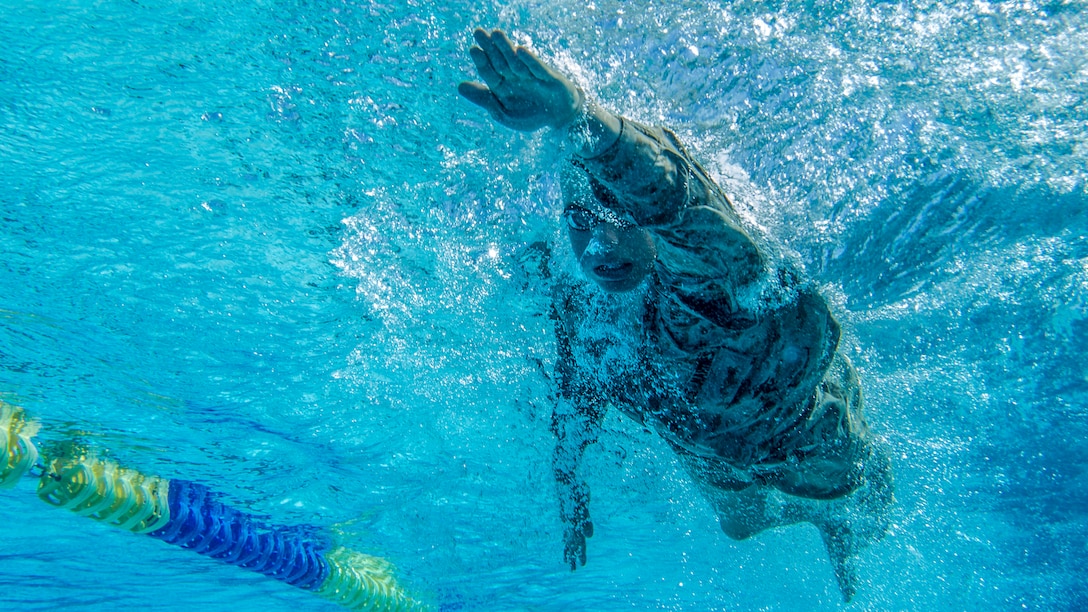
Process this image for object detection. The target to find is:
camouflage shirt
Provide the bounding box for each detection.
[554,118,841,469]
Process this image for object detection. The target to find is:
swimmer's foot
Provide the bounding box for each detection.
[818,518,859,603]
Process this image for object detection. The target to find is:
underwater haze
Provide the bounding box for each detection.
[1,0,1085,610]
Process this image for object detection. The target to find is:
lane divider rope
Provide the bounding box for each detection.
[2,399,428,612]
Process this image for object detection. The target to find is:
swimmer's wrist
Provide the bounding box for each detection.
[564,98,622,159]
[552,86,587,130]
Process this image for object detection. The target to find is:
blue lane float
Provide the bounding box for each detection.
[2,400,427,612]
[150,479,333,590]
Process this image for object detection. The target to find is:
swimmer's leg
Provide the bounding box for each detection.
[771,353,895,601]
[701,475,867,600]
[818,517,859,603]
[668,445,808,540]
[704,483,782,541]
[672,440,894,602]
[796,441,896,603]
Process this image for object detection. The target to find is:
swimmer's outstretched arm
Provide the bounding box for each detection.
[458,28,622,158]
[459,28,753,239]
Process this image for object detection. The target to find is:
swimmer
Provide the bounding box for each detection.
[459,28,894,602]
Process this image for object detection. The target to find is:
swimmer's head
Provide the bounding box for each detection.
[564,204,656,293]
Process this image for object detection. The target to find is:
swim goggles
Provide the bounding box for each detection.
[563,205,635,231]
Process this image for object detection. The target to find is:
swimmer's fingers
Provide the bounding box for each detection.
[562,518,592,570]
[490,30,533,79]
[458,81,494,109]
[563,529,587,570]
[472,28,512,78]
[468,44,504,89]
[517,46,560,82]
[475,28,558,85]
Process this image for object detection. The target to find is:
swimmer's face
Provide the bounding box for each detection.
[564,205,656,293]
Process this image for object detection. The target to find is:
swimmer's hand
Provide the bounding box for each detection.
[459,28,585,132]
[561,489,593,570]
[563,519,593,570]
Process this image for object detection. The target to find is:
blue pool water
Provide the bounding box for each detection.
[1,0,1085,610]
